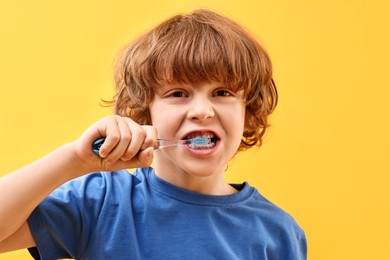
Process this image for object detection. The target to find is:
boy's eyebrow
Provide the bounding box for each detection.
[152,83,181,94]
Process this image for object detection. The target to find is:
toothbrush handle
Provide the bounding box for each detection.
[154,139,191,149]
[92,137,106,155]
[92,137,190,155]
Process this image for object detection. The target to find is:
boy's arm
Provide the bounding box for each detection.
[0,221,35,253]
[0,142,92,251]
[0,116,156,252]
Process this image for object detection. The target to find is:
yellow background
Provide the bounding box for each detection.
[0,0,389,259]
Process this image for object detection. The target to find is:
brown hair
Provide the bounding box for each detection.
[112,9,278,151]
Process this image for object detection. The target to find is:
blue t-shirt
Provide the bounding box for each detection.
[28,167,307,259]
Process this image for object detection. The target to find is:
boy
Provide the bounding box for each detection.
[0,9,307,259]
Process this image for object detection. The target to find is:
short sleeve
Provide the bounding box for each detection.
[28,172,109,259]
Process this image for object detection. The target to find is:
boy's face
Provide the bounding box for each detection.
[149,81,246,185]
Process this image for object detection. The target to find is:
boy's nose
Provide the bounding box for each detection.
[187,96,215,121]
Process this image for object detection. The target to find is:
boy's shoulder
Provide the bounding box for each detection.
[248,186,305,236]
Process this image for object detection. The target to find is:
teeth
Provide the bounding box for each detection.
[187,132,217,150]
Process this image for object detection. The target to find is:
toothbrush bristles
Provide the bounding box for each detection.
[190,136,211,146]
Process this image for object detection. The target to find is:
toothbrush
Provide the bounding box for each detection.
[92,136,211,155]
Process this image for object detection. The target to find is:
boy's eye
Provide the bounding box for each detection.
[168,91,187,98]
[214,90,232,97]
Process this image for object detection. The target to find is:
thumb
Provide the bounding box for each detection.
[100,147,154,171]
[133,147,154,168]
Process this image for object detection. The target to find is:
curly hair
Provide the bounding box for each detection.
[111,9,278,151]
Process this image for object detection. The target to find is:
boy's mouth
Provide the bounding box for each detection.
[184,131,219,149]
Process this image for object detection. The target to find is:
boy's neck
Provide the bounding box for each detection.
[153,167,238,196]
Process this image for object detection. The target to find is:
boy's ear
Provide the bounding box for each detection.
[243,111,252,131]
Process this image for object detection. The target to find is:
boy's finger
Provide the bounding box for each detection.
[108,146,153,170]
[120,123,145,161]
[103,116,134,162]
[140,125,158,151]
[134,147,154,167]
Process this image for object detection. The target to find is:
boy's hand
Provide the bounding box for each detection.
[74,115,157,173]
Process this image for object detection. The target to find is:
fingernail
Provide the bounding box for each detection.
[100,151,107,158]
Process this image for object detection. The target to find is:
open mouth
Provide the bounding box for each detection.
[184,132,219,149]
